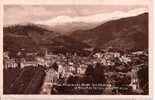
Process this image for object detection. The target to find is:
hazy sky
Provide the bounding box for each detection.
[4,5,148,25]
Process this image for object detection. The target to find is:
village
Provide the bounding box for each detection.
[3,47,148,95]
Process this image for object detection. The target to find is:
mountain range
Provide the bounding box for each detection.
[34,8,147,34]
[3,12,148,52]
[69,13,148,50]
[3,24,89,52]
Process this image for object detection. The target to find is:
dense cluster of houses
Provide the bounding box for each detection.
[3,48,148,94]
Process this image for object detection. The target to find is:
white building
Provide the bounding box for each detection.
[77,64,87,75]
[119,56,131,64]
[3,51,9,59]
[129,69,140,92]
[35,57,47,66]
[132,51,144,55]
[20,58,38,68]
[4,58,18,69]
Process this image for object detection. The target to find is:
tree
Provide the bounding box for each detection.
[137,66,148,94]
[85,64,94,76]
[93,63,106,84]
[52,62,58,72]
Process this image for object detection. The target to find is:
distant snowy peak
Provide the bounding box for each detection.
[34,8,148,27]
[45,16,74,24]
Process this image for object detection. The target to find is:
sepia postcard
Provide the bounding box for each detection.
[0,0,153,100]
